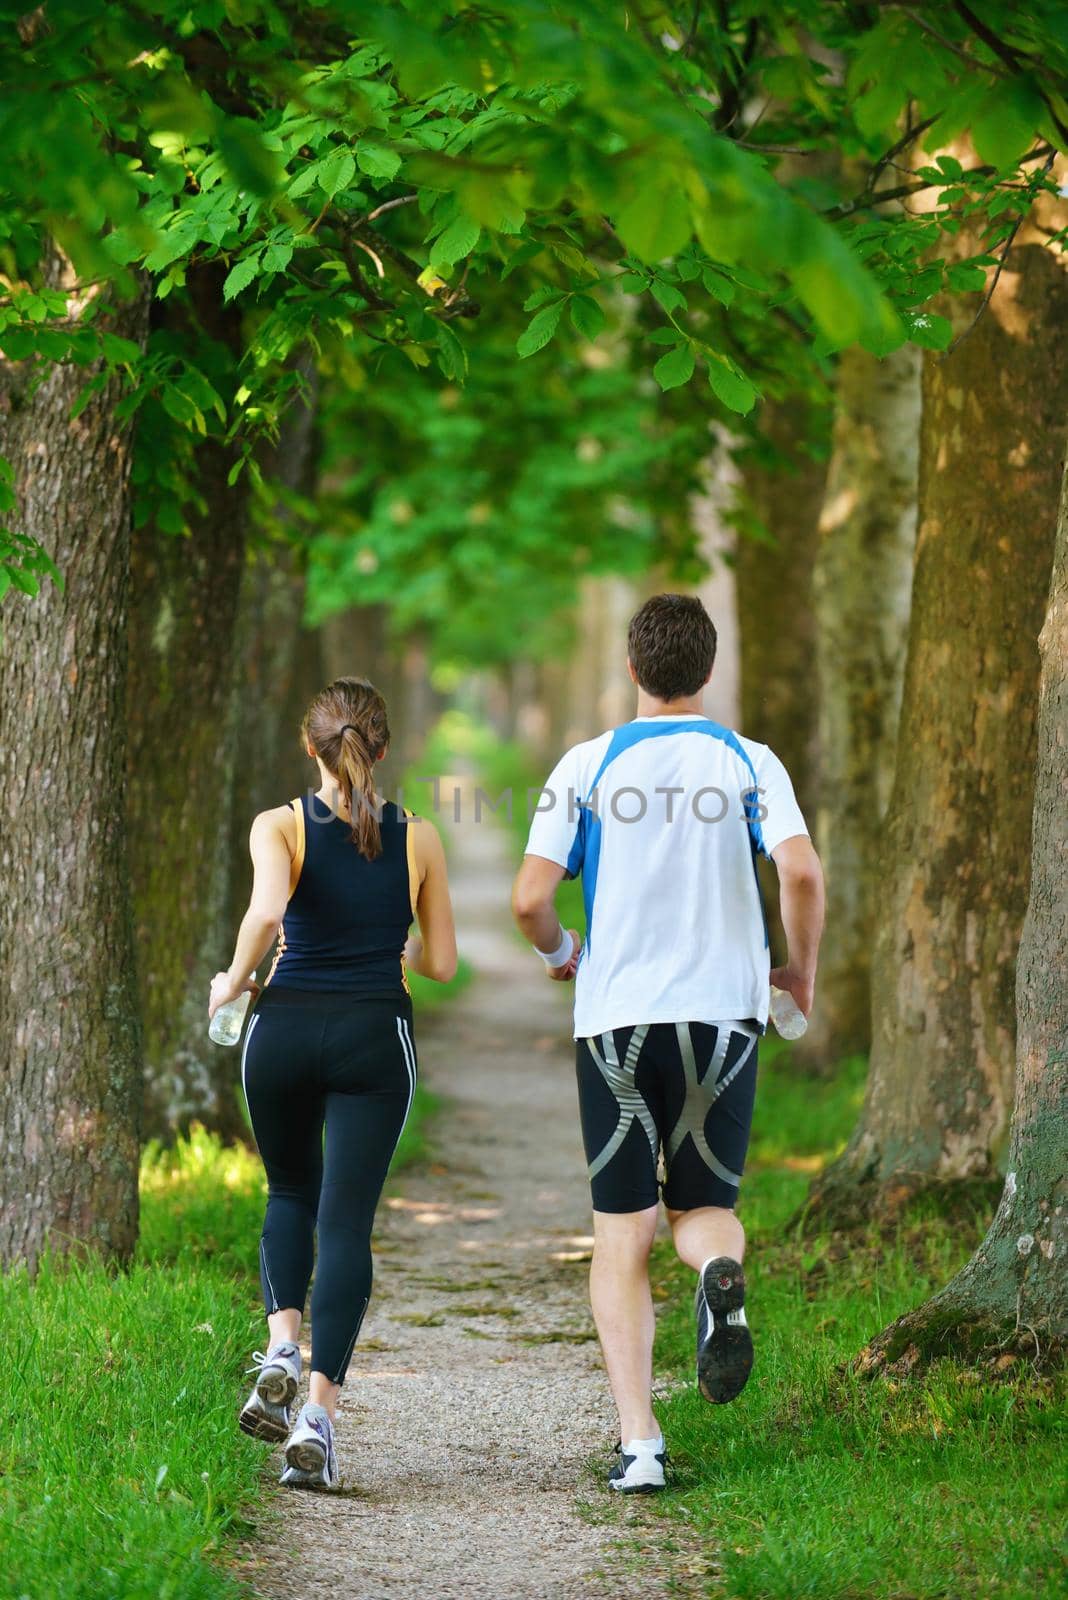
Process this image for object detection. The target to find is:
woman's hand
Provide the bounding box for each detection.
[208,969,259,1021]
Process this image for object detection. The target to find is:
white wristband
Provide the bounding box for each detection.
[535,926,574,968]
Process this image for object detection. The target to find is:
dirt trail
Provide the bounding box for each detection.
[247,783,679,1600]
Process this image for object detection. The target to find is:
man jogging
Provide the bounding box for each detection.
[512,594,823,1493]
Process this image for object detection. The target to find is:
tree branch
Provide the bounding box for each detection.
[941,150,1057,358]
[896,6,1010,78]
[951,0,1068,148]
[825,143,1053,220]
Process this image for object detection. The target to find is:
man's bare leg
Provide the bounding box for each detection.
[589,1206,661,1442]
[668,1204,744,1271]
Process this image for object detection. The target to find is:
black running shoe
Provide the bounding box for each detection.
[608,1435,666,1494]
[695,1256,753,1404]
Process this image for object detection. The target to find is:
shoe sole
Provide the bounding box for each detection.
[609,1479,665,1495]
[696,1256,753,1405]
[281,1468,339,1493]
[285,1437,328,1475]
[256,1368,298,1407]
[239,1403,289,1443]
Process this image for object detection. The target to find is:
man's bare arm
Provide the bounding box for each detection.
[512,854,580,980]
[769,834,825,1015]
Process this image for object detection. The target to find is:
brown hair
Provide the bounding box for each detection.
[627,593,717,700]
[300,677,390,859]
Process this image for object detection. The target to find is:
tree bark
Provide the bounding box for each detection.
[733,400,830,960]
[0,271,148,1270]
[805,244,1068,1226]
[857,447,1068,1368]
[127,269,249,1141]
[797,345,921,1070]
[225,369,325,1076]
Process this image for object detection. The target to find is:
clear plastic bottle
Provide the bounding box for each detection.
[209,984,254,1047]
[769,984,808,1041]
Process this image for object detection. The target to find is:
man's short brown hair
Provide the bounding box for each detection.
[627,594,717,701]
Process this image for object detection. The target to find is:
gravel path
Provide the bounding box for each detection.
[244,784,686,1600]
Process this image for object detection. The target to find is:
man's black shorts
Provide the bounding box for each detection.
[575,1021,758,1213]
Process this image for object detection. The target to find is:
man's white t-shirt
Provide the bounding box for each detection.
[524,715,809,1040]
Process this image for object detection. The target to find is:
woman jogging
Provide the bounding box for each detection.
[208,677,457,1490]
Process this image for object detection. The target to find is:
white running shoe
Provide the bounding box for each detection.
[281,1402,339,1490]
[608,1434,666,1494]
[239,1341,302,1442]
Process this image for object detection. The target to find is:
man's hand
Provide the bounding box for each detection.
[770,965,814,1018]
[208,969,259,1020]
[548,930,581,982]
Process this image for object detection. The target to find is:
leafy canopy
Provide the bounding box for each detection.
[1,1,1065,614]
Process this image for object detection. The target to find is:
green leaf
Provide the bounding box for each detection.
[971,81,1044,171]
[69,371,108,422]
[947,263,987,293]
[904,310,954,350]
[615,183,692,264]
[3,562,39,596]
[516,301,564,358]
[570,294,605,340]
[100,333,142,365]
[523,286,562,312]
[708,360,758,415]
[0,329,36,361]
[319,147,356,199]
[217,116,283,198]
[702,269,735,307]
[501,239,544,280]
[858,312,907,358]
[653,344,695,391]
[287,163,321,199]
[435,321,468,382]
[433,216,481,266]
[159,382,203,431]
[262,241,294,274]
[222,253,261,302]
[357,141,401,179]
[936,154,964,180]
[650,280,686,315]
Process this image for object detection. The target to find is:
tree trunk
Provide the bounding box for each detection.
[733,400,830,960]
[857,447,1068,1369]
[127,269,248,1140]
[796,345,921,1070]
[226,371,325,1097]
[0,271,148,1271]
[805,244,1068,1226]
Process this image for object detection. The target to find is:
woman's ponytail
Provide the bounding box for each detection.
[336,723,382,859]
[299,678,391,859]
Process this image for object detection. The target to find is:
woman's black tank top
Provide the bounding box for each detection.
[263,792,417,996]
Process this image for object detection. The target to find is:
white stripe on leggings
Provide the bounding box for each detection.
[240,1011,261,1125]
[395,1015,417,1130]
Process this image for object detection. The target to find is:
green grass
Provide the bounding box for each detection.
[0,721,472,1599]
[457,708,1066,1597]
[2,1079,441,1599]
[0,1136,267,1600]
[639,1048,1066,1600]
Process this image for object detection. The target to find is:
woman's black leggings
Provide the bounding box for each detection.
[240,987,417,1384]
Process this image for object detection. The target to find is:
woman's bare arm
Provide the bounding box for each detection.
[404,819,458,983]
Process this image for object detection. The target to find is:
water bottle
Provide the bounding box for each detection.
[769,984,808,1041]
[209,983,254,1047]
